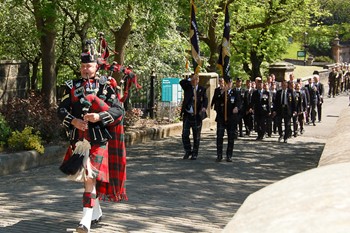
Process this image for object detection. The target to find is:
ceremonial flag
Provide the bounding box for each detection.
[190,0,201,74]
[217,3,231,82]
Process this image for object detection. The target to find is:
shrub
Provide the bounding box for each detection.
[313,56,334,63]
[0,113,11,150]
[7,126,45,154]
[0,91,65,143]
[124,108,144,127]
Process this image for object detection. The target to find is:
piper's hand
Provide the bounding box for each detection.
[233,107,238,114]
[72,118,88,131]
[84,113,101,123]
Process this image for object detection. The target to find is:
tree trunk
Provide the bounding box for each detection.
[40,33,56,106]
[30,57,40,90]
[203,1,229,73]
[32,0,57,107]
[206,16,219,73]
[112,4,133,66]
[111,5,133,109]
[242,61,253,80]
[250,50,263,80]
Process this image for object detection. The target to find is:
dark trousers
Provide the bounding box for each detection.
[298,113,304,132]
[216,121,235,158]
[292,115,298,136]
[328,82,336,97]
[317,103,322,122]
[310,104,317,123]
[182,114,202,155]
[255,114,268,138]
[277,109,292,140]
[243,113,253,134]
[267,115,273,136]
[306,106,311,123]
[236,113,244,136]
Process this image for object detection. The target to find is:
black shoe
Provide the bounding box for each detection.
[313,122,316,126]
[226,157,232,162]
[183,151,192,159]
[190,154,198,160]
[76,224,89,233]
[284,139,288,143]
[278,136,283,142]
[239,132,244,137]
[216,155,223,162]
[91,216,102,226]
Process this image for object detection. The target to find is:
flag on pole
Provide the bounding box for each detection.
[190,0,201,74]
[217,3,231,82]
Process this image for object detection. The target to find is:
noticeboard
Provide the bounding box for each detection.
[297,51,306,58]
[161,78,182,102]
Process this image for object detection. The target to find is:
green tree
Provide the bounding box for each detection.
[0,1,42,90]
[178,0,321,79]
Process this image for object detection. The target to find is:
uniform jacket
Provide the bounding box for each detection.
[315,82,324,103]
[242,88,254,114]
[273,89,296,117]
[57,78,124,145]
[180,78,208,120]
[212,88,241,123]
[211,86,224,112]
[295,90,308,113]
[250,89,271,116]
[306,84,321,106]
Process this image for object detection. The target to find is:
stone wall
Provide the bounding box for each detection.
[332,37,350,64]
[0,60,29,105]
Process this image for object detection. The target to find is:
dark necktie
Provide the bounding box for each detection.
[282,91,285,105]
[193,87,197,115]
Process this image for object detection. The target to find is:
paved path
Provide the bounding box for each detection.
[0,93,348,233]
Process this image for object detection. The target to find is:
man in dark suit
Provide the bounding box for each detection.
[250,78,271,140]
[273,80,296,143]
[233,78,244,138]
[242,80,254,136]
[268,81,277,136]
[313,74,324,122]
[328,66,337,98]
[295,82,308,135]
[180,74,208,160]
[212,78,241,162]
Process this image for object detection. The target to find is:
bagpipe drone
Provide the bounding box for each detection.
[85,32,142,103]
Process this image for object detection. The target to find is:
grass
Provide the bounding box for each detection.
[282,42,304,60]
[281,42,324,78]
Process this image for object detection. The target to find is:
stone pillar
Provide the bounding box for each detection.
[0,60,29,106]
[332,36,340,64]
[198,72,218,120]
[268,62,295,82]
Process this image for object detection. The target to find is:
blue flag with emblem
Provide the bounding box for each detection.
[217,3,230,82]
[190,0,201,74]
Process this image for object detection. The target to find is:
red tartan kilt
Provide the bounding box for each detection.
[90,144,109,183]
[62,143,109,183]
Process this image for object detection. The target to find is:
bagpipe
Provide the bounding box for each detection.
[85,32,142,102]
